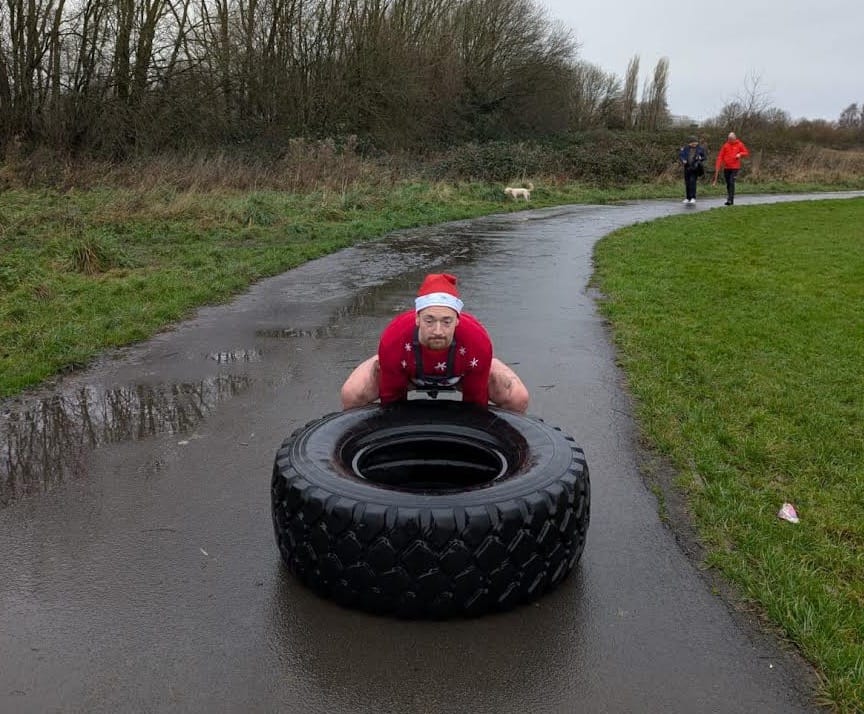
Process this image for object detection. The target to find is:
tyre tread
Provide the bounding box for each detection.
[271,409,589,618]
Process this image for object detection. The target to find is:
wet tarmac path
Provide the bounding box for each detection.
[2,192,862,713]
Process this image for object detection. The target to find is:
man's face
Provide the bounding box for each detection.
[416,306,459,350]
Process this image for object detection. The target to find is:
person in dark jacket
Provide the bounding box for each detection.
[678,136,707,204]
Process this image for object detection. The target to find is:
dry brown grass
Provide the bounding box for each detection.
[0,137,415,194]
[659,145,864,186]
[754,145,864,182]
[3,138,862,195]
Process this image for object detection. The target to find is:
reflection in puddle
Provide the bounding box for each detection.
[0,374,251,507]
[207,349,263,363]
[255,328,334,339]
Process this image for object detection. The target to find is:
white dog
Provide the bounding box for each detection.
[504,182,534,201]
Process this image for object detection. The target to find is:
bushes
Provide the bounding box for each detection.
[2,129,863,192]
[428,141,549,181]
[427,130,677,185]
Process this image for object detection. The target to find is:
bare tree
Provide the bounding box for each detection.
[715,71,782,132]
[838,102,861,128]
[568,60,619,130]
[0,0,600,152]
[620,54,638,128]
[112,0,135,100]
[130,0,171,98]
[2,0,66,132]
[737,71,772,129]
[638,56,669,131]
[449,0,577,140]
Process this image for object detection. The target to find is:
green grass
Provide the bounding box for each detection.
[592,198,864,713]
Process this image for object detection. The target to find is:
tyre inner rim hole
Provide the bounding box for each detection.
[351,436,508,490]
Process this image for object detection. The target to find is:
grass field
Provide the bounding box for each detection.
[592,198,864,712]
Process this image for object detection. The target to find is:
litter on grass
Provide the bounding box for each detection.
[777,503,800,524]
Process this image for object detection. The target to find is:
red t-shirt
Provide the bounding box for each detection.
[377,311,493,406]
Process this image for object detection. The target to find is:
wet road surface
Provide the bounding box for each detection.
[2,192,862,713]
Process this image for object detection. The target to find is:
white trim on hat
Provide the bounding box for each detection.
[415,292,464,314]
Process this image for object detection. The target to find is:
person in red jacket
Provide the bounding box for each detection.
[340,273,530,412]
[712,131,750,205]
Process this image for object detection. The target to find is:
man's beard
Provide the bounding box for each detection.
[424,336,451,349]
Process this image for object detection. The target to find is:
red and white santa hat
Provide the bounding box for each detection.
[415,273,464,314]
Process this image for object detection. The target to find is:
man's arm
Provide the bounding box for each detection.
[714,144,725,171]
[377,333,409,404]
[459,360,491,406]
[712,145,725,183]
[456,318,493,406]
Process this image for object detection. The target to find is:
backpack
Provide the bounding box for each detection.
[686,146,705,176]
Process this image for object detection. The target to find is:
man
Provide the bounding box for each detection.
[678,136,707,204]
[340,273,530,413]
[712,131,750,205]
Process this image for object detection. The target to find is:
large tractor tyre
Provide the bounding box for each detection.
[271,400,590,618]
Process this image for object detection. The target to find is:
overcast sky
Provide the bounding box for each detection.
[540,0,862,123]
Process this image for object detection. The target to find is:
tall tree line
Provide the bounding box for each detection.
[0,0,670,154]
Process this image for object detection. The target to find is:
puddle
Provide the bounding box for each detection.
[0,374,251,506]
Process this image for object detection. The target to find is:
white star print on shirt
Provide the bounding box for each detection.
[435,362,447,371]
[404,343,412,352]
[470,357,479,368]
[401,359,407,369]
[459,346,467,355]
